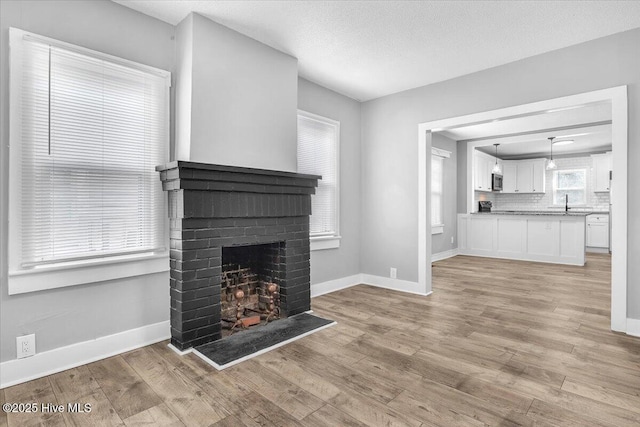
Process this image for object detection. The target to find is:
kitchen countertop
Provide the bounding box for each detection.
[472,210,593,216]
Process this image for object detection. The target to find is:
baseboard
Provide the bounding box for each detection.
[0,320,170,389]
[432,248,459,262]
[360,274,430,296]
[310,274,361,298]
[626,318,640,338]
[586,247,610,254]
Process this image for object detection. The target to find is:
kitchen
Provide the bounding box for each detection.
[442,102,613,267]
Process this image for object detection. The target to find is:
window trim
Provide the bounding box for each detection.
[431,147,450,235]
[7,28,171,295]
[297,109,341,251]
[552,168,588,206]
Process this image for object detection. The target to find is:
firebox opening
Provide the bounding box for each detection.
[221,242,286,337]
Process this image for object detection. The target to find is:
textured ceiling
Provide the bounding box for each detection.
[113,1,640,101]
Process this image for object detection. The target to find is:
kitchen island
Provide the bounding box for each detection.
[457,211,588,266]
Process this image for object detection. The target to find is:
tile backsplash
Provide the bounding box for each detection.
[475,155,610,212]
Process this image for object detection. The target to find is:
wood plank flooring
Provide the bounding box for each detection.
[4,253,640,426]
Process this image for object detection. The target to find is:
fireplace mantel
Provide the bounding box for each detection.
[158,161,319,350]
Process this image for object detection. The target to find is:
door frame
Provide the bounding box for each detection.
[417,86,628,333]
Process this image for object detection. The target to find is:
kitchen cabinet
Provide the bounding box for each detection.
[473,151,499,192]
[501,159,546,193]
[458,212,586,266]
[586,214,609,249]
[592,152,612,192]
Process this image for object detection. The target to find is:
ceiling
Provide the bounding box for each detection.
[449,102,613,159]
[112,1,640,101]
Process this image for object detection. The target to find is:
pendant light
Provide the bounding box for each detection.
[547,137,557,170]
[492,143,502,174]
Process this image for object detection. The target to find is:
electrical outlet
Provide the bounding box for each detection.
[451,236,454,244]
[390,267,397,279]
[17,334,36,359]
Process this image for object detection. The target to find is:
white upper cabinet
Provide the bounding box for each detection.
[501,159,546,193]
[591,152,612,192]
[473,151,499,192]
[502,163,517,193]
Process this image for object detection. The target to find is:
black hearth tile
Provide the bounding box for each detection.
[194,313,334,369]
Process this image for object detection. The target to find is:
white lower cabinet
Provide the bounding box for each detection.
[586,214,609,249]
[458,213,586,266]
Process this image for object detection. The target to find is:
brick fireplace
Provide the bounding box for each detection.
[157,161,319,351]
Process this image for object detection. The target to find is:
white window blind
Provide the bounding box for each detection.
[11,29,170,269]
[297,111,339,237]
[431,155,444,228]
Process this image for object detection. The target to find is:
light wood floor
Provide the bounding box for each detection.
[3,253,640,426]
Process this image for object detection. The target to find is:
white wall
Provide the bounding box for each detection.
[297,78,362,285]
[361,28,640,320]
[431,134,457,255]
[177,13,299,172]
[0,0,175,363]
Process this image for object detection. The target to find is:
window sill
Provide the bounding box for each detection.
[8,252,169,295]
[310,235,341,251]
[432,225,444,235]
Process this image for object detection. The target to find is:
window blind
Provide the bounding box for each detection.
[17,34,169,267]
[297,112,339,237]
[431,155,444,226]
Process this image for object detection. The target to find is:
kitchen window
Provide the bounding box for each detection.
[553,169,587,205]
[297,110,340,250]
[8,28,170,294]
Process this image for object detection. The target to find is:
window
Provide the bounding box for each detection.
[297,110,340,250]
[553,169,587,205]
[431,147,450,234]
[8,28,170,294]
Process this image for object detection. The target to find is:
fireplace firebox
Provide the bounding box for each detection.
[157,161,319,351]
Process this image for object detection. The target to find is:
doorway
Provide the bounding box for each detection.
[418,86,628,333]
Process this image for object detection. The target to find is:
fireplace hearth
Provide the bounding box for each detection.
[157,161,319,351]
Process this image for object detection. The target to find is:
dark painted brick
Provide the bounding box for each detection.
[181,239,210,250]
[196,248,221,259]
[170,269,196,281]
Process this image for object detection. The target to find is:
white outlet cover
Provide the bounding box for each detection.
[17,334,36,359]
[390,267,397,279]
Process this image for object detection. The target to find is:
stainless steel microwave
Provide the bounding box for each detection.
[492,173,503,191]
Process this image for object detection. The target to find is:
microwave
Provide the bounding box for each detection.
[492,173,503,191]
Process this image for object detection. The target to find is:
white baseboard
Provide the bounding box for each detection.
[311,273,431,298]
[431,248,459,262]
[310,274,361,297]
[360,274,430,296]
[626,318,640,338]
[0,321,170,389]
